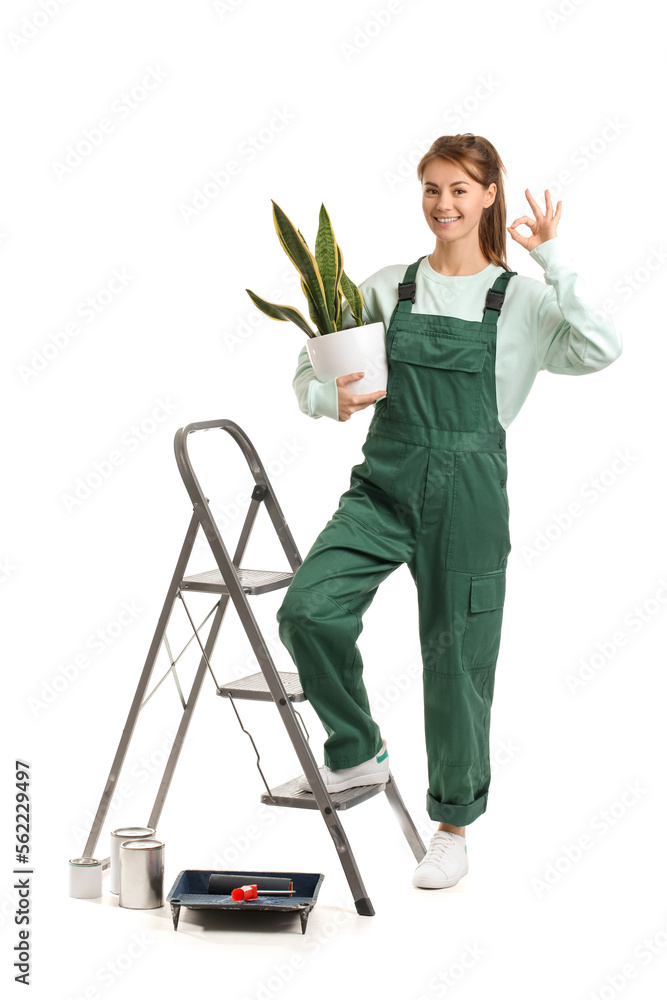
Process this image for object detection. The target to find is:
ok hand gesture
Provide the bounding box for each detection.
[507,188,562,251]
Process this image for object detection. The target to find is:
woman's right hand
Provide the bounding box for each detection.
[336,372,387,422]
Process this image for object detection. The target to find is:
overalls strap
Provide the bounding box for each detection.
[396,256,427,313]
[396,257,517,323]
[482,268,518,325]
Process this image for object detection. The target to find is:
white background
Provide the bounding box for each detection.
[4,1,667,997]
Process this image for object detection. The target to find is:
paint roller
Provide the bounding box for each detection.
[229,884,296,901]
[207,873,294,896]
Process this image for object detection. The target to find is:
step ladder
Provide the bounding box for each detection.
[79,417,426,916]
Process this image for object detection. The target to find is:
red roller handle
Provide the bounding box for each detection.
[231,884,258,901]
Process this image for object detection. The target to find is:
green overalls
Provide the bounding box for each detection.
[277,256,517,826]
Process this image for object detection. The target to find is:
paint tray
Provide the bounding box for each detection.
[166,868,325,934]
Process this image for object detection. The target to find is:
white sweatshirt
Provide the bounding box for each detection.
[291,238,622,429]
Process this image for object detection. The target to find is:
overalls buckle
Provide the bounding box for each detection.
[484,289,505,312]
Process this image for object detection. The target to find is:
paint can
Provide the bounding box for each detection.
[69,857,103,898]
[118,838,164,909]
[110,826,155,894]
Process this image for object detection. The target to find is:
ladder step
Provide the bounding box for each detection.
[217,670,306,702]
[181,567,294,595]
[261,777,387,810]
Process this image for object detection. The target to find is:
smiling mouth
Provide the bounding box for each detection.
[435,216,461,225]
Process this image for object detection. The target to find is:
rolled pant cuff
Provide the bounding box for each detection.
[426,790,488,826]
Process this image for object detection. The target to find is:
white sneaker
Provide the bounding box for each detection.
[412,831,469,889]
[296,739,388,793]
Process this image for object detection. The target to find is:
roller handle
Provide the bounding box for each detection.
[208,873,294,894]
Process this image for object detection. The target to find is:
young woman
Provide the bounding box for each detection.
[276,133,622,890]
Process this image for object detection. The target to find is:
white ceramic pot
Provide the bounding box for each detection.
[306,321,387,395]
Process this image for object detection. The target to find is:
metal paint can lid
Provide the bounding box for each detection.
[119,839,163,850]
[111,826,155,839]
[69,857,101,867]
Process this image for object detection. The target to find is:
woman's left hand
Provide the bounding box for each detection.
[507,188,562,251]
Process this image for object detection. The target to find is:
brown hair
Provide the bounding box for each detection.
[417,134,509,270]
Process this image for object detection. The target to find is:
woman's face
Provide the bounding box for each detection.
[421,158,496,247]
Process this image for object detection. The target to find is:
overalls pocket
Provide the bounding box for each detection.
[387,328,487,431]
[446,451,511,572]
[461,571,506,670]
[336,434,408,530]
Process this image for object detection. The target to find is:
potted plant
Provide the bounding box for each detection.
[246,200,387,394]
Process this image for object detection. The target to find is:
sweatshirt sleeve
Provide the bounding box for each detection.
[290,281,378,421]
[528,238,622,374]
[292,343,339,421]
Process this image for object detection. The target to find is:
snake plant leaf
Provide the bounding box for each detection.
[340,271,364,326]
[333,237,345,329]
[245,288,316,338]
[300,277,326,334]
[297,229,325,329]
[271,200,333,334]
[314,204,338,323]
[296,227,320,329]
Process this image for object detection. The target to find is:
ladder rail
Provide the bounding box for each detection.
[231,486,263,566]
[147,595,229,831]
[174,423,343,819]
[174,418,303,573]
[174,420,379,912]
[81,510,201,860]
[143,422,296,838]
[79,419,427,917]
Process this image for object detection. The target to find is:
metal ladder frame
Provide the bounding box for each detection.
[80,417,426,916]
